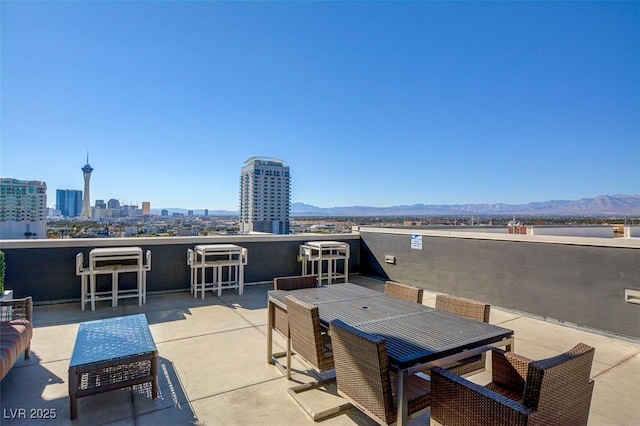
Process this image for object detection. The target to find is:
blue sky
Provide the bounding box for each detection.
[2,1,638,211]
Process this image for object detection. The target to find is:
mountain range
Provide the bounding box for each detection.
[154,194,640,217]
[291,194,640,217]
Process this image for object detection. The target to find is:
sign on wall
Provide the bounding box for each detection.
[411,234,422,250]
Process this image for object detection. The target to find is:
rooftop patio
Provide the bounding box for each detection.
[1,276,639,425]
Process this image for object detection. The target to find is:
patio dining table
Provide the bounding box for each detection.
[267,283,514,426]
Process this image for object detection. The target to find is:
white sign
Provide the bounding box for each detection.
[411,234,422,250]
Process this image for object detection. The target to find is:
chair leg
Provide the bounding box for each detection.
[287,377,352,421]
[271,338,292,378]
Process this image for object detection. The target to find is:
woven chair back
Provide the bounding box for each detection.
[435,294,490,323]
[524,343,595,425]
[331,319,396,424]
[285,295,334,372]
[274,275,318,291]
[273,275,318,336]
[385,281,424,304]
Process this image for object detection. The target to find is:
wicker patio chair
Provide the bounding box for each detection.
[431,343,595,426]
[384,281,424,304]
[1,297,33,381]
[285,295,352,421]
[434,294,491,376]
[330,319,431,425]
[270,275,318,378]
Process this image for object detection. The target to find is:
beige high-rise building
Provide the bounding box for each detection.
[142,202,151,216]
[0,178,47,239]
[239,157,290,234]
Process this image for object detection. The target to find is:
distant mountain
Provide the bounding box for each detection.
[149,195,640,217]
[291,195,640,217]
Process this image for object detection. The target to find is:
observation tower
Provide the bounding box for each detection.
[81,154,94,219]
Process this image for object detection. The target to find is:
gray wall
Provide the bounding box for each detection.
[3,229,638,339]
[1,235,359,303]
[359,228,640,339]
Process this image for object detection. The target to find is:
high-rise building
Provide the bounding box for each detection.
[94,199,106,210]
[142,202,150,216]
[107,199,120,210]
[56,189,83,217]
[81,155,93,219]
[239,157,290,234]
[0,178,47,239]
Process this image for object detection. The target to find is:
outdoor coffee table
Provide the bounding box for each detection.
[68,314,158,420]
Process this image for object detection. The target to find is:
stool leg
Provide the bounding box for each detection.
[90,274,96,311]
[81,274,86,311]
[112,271,118,308]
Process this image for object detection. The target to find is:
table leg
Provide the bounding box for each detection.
[286,331,292,379]
[397,369,408,426]
[267,300,274,364]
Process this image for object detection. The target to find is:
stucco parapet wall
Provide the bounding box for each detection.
[0,233,360,250]
[357,227,640,249]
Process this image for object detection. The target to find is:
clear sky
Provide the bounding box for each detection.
[2,1,638,211]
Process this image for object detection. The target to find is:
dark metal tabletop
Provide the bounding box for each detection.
[69,314,157,367]
[269,283,513,370]
[355,309,512,368]
[268,282,382,307]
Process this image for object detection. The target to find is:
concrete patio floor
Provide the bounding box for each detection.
[2,276,639,425]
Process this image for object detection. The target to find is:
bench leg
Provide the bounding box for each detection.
[69,369,78,420]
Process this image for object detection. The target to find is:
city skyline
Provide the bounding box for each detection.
[2,2,638,211]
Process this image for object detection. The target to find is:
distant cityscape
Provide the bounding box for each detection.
[1,154,638,239]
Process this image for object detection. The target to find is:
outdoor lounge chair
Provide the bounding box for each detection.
[330,318,431,425]
[270,275,318,378]
[431,343,595,426]
[1,297,33,381]
[285,295,351,421]
[434,294,491,376]
[384,281,424,304]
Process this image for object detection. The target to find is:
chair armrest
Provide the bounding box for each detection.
[431,366,532,426]
[491,348,531,395]
[0,296,33,323]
